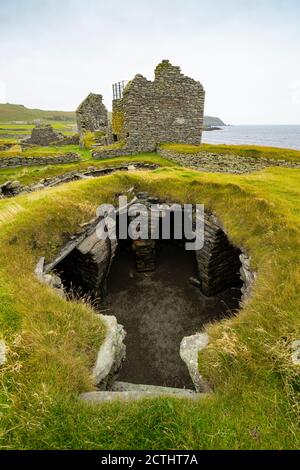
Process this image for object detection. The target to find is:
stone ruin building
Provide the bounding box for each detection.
[76,93,108,137]
[77,60,205,156]
[110,60,205,153]
[38,190,254,391]
[23,123,79,147]
[24,124,65,146]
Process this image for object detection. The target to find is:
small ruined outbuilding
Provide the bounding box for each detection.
[25,124,64,146]
[76,93,108,136]
[23,123,79,148]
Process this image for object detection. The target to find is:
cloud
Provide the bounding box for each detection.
[0,0,300,123]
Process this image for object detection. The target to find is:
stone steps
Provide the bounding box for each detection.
[81,382,207,403]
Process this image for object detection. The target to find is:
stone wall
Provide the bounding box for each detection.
[53,134,80,146]
[0,152,80,169]
[112,60,205,153]
[76,93,108,135]
[55,237,117,300]
[92,146,136,160]
[195,212,242,296]
[158,147,300,174]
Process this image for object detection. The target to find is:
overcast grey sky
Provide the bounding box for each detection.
[0,0,299,124]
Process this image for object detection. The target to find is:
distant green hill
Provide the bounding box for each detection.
[0,103,75,123]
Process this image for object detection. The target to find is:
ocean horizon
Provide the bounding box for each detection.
[202,125,300,150]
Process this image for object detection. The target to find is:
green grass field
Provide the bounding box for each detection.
[0,143,299,450]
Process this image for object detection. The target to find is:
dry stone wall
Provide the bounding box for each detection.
[158,147,300,174]
[0,152,80,170]
[92,146,136,160]
[195,212,242,296]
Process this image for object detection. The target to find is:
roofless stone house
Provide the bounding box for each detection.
[92,60,205,158]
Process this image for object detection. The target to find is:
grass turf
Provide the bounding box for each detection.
[0,158,299,449]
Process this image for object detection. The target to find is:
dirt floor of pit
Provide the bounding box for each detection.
[102,242,241,389]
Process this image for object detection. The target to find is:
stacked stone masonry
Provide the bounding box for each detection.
[93,60,205,158]
[133,239,156,272]
[24,124,64,146]
[76,93,108,135]
[195,212,242,296]
[92,147,136,160]
[51,224,118,300]
[0,153,80,170]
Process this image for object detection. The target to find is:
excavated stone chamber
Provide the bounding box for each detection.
[50,192,248,390]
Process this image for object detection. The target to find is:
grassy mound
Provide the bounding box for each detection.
[0,163,299,449]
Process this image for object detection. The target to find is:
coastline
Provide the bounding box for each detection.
[202,124,300,150]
